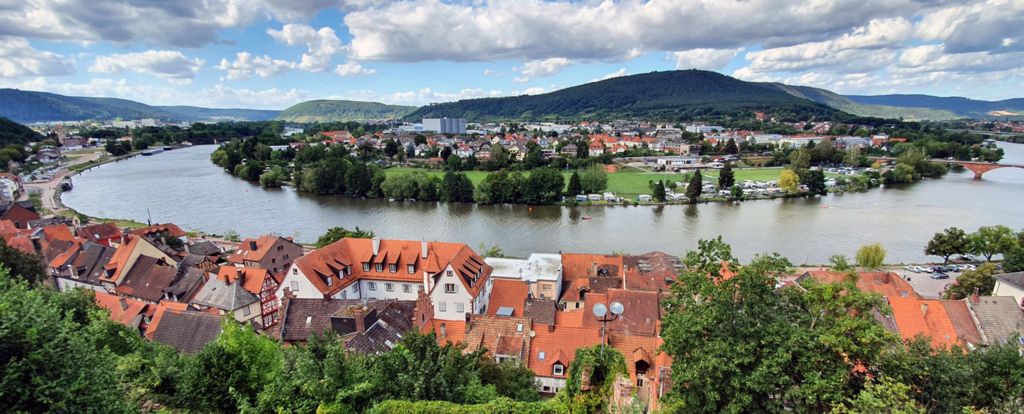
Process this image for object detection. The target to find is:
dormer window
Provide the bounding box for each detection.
[389,264,397,273]
[407,264,415,274]
[553,364,565,376]
[326,277,333,287]
[362,263,370,271]
[344,266,351,276]
[375,263,383,272]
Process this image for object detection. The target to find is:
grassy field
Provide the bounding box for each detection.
[384,166,806,199]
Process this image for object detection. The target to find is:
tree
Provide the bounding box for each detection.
[316,226,375,248]
[523,143,544,169]
[180,320,283,412]
[521,167,563,204]
[830,376,923,414]
[789,148,811,169]
[0,238,46,285]
[441,172,475,202]
[718,163,735,189]
[843,146,865,167]
[445,154,463,171]
[802,169,827,196]
[856,243,886,270]
[685,169,703,203]
[567,171,582,196]
[479,243,504,258]
[925,227,968,265]
[661,239,896,413]
[652,180,666,202]
[942,262,998,299]
[830,255,855,272]
[729,184,744,201]
[484,145,510,171]
[578,165,608,195]
[723,138,738,154]
[967,225,1018,261]
[779,169,800,193]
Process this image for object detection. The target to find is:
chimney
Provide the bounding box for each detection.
[920,303,928,317]
[119,296,128,311]
[354,307,378,333]
[589,261,597,277]
[372,237,381,256]
[970,287,980,304]
[248,240,257,250]
[421,239,428,259]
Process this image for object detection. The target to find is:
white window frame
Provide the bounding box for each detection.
[362,263,370,271]
[407,264,415,274]
[290,281,299,291]
[438,301,446,312]
[402,284,411,293]
[375,263,383,272]
[456,302,464,313]
[553,364,564,376]
[368,282,377,291]
[385,283,394,292]
[389,264,397,273]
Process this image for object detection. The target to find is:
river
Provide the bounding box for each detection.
[63,143,1024,263]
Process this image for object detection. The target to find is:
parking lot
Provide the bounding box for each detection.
[890,266,969,299]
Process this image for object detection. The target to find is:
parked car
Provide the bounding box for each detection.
[930,266,944,273]
[904,265,917,272]
[930,272,950,280]
[961,264,977,271]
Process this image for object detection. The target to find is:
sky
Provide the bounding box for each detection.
[0,0,1021,110]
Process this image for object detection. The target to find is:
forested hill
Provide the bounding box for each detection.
[844,94,1024,119]
[0,117,42,146]
[275,100,417,122]
[404,70,841,122]
[0,89,279,123]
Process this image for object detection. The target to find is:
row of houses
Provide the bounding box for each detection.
[11,216,1023,411]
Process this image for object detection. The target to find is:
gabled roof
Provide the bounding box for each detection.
[278,298,354,342]
[968,296,1024,345]
[187,240,222,256]
[292,238,490,298]
[995,272,1024,291]
[227,235,298,263]
[76,222,122,242]
[528,325,601,378]
[94,292,148,326]
[41,225,75,243]
[887,296,960,349]
[562,253,622,282]
[190,272,259,312]
[66,242,115,283]
[799,271,917,299]
[130,223,186,239]
[524,299,557,326]
[582,289,661,337]
[150,310,222,354]
[116,255,179,303]
[164,267,207,301]
[345,301,417,354]
[464,314,532,359]
[423,319,466,345]
[217,266,269,295]
[623,251,682,292]
[940,300,983,347]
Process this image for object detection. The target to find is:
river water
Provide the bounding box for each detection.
[63,143,1024,263]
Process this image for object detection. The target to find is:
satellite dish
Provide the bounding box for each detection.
[610,301,624,316]
[592,303,608,318]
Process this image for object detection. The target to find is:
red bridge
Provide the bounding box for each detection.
[870,157,1024,179]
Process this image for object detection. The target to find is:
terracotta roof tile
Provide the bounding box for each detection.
[130,223,186,239]
[801,271,917,299]
[94,292,148,327]
[528,325,601,378]
[76,222,122,243]
[940,299,983,347]
[888,296,959,349]
[217,265,269,295]
[562,253,623,282]
[487,279,529,317]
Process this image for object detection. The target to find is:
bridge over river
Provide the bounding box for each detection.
[871,157,1024,179]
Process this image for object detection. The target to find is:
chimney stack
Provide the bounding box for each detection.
[920,303,928,316]
[372,237,381,256]
[421,240,428,259]
[970,287,981,304]
[119,296,128,311]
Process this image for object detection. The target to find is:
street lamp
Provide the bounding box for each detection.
[592,301,624,357]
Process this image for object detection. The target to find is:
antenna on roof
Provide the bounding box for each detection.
[146,208,152,226]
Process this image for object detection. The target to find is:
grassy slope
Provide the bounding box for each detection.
[276,100,416,122]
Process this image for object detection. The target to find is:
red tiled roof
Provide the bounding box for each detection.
[487,279,529,317]
[130,223,186,238]
[554,309,585,327]
[940,299,983,347]
[42,225,75,243]
[227,235,295,264]
[144,301,189,340]
[424,319,466,346]
[802,271,916,299]
[562,253,622,282]
[102,235,142,284]
[293,238,491,299]
[528,325,601,378]
[888,296,959,349]
[94,291,148,326]
[217,265,269,295]
[582,289,661,337]
[76,222,122,242]
[1,204,40,228]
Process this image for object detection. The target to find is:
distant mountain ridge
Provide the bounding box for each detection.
[843,94,1024,119]
[405,70,840,122]
[275,100,417,122]
[0,89,280,123]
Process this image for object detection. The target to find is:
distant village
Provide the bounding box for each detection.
[3,205,1024,410]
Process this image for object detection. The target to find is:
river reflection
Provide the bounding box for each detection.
[64,143,1024,263]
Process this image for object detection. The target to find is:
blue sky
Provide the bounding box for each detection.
[0,0,1021,109]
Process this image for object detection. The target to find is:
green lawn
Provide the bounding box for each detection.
[383,166,839,200]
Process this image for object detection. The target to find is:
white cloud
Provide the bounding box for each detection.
[0,36,74,77]
[267,24,345,72]
[600,68,628,81]
[672,48,741,70]
[482,68,499,76]
[915,0,1024,53]
[216,52,296,80]
[517,58,573,78]
[90,50,203,84]
[334,62,376,76]
[344,0,933,62]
